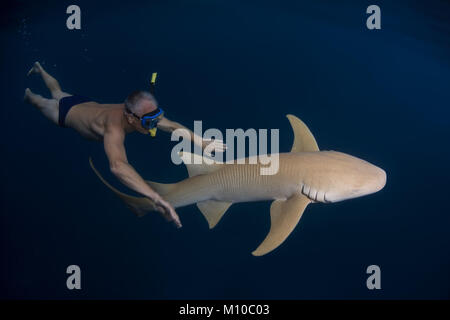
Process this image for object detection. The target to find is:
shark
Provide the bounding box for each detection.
[89,115,386,256]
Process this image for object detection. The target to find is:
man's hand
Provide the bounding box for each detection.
[202,138,227,157]
[154,196,182,228]
[104,128,182,228]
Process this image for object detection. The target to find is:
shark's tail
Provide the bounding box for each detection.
[89,158,157,217]
[89,153,232,229]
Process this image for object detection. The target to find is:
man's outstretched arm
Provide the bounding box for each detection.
[103,128,181,227]
[157,117,226,155]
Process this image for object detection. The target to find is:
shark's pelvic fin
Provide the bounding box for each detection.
[179,152,223,177]
[197,200,232,229]
[89,158,156,217]
[286,114,319,152]
[252,194,310,256]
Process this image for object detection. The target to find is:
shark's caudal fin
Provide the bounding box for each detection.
[178,152,232,229]
[286,114,320,152]
[252,194,311,256]
[89,158,156,217]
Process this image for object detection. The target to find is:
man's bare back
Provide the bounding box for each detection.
[65,102,125,141]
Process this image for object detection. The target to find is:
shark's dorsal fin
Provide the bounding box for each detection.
[286,114,319,152]
[252,194,310,256]
[179,152,223,177]
[89,157,156,217]
[197,200,232,229]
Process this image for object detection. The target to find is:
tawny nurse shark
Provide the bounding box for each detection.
[89,115,386,256]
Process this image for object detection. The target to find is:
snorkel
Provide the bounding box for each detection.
[125,72,164,136]
[149,72,159,137]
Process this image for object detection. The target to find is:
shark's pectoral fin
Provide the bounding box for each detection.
[89,158,156,217]
[286,114,319,152]
[252,194,310,256]
[197,200,232,229]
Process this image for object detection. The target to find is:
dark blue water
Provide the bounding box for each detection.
[2,0,449,299]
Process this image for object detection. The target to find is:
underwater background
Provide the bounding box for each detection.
[1,0,449,299]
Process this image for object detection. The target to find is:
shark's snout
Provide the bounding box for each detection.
[312,153,387,203]
[373,166,387,192]
[353,164,387,199]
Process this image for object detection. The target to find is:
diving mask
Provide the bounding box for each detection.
[126,107,164,132]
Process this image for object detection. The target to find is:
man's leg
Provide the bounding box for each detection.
[27,61,71,100]
[24,88,59,125]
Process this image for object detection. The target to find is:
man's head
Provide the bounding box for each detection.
[124,90,163,134]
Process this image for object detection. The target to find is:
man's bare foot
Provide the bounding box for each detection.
[24,88,32,102]
[27,61,42,76]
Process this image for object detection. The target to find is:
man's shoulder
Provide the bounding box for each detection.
[103,122,126,141]
[103,108,124,132]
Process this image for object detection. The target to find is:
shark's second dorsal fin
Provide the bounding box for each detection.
[197,200,232,229]
[252,194,310,256]
[179,152,223,177]
[286,114,319,152]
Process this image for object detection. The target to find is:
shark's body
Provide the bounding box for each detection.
[90,115,386,256]
[160,151,385,207]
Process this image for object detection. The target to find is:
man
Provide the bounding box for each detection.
[24,61,225,228]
